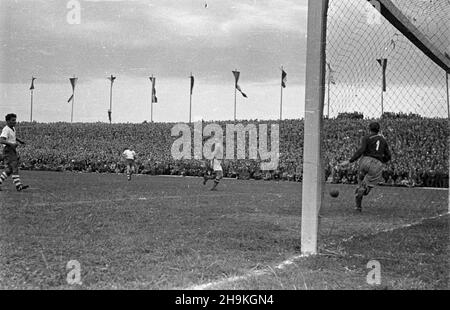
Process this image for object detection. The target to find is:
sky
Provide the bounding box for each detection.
[0,0,447,123]
[0,0,308,123]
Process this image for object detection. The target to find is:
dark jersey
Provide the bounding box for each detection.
[350,133,391,164]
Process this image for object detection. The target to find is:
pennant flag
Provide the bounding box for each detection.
[190,75,194,95]
[149,77,157,103]
[330,75,336,85]
[376,58,388,91]
[327,63,336,85]
[232,70,247,98]
[108,109,112,122]
[108,75,116,85]
[30,77,36,90]
[386,33,399,53]
[236,84,247,98]
[281,69,287,88]
[68,77,78,103]
[69,77,77,91]
[389,39,396,51]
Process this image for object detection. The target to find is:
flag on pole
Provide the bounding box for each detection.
[330,74,336,85]
[70,77,77,90]
[376,58,387,91]
[232,70,247,98]
[190,75,194,95]
[30,77,36,90]
[327,63,336,85]
[281,69,287,88]
[68,77,77,103]
[149,77,157,103]
[107,75,116,123]
[108,75,116,85]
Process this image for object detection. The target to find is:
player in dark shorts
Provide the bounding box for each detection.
[202,144,223,191]
[340,122,391,212]
[0,113,29,191]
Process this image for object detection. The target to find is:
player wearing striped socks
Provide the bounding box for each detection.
[0,172,7,185]
[0,113,29,192]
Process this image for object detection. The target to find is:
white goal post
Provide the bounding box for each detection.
[300,0,329,255]
[301,0,450,255]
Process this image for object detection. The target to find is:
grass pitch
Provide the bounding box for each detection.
[0,171,448,289]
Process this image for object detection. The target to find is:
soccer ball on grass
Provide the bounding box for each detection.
[330,190,339,198]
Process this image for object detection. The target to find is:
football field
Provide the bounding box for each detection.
[0,171,448,289]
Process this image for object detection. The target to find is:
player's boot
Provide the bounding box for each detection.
[355,196,362,212]
[126,166,131,181]
[16,184,29,192]
[210,181,219,191]
[355,187,364,212]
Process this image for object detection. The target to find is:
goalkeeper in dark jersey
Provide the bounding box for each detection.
[340,122,392,212]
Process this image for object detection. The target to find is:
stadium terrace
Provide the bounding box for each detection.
[171,122,279,170]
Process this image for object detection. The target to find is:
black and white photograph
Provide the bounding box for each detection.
[0,0,448,294]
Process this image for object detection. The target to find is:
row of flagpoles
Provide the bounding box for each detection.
[26,61,450,122]
[27,68,288,123]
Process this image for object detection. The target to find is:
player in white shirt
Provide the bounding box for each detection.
[203,143,223,191]
[0,113,29,191]
[122,147,137,181]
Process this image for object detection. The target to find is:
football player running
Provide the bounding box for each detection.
[203,143,223,191]
[0,113,29,191]
[122,147,137,181]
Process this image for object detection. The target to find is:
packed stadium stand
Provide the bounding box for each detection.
[0,115,448,188]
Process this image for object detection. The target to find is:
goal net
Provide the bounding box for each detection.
[302,0,449,255]
[325,0,449,118]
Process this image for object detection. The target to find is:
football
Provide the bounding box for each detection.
[330,190,339,198]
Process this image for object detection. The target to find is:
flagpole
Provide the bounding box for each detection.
[234,69,237,122]
[280,85,283,120]
[71,77,75,123]
[377,59,386,118]
[109,76,113,124]
[378,62,384,117]
[68,76,77,123]
[234,86,237,122]
[29,77,36,122]
[71,92,74,123]
[280,66,283,121]
[189,72,192,124]
[151,75,154,123]
[30,88,33,122]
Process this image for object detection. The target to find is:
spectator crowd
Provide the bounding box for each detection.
[0,116,448,188]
